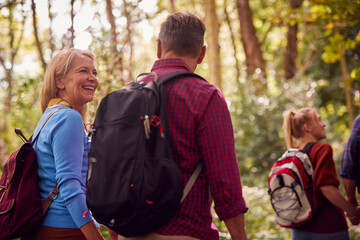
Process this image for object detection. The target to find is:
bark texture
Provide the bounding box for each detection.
[236,0,266,92]
[204,0,222,90]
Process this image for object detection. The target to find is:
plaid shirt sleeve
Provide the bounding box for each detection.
[341,115,360,184]
[198,88,248,220]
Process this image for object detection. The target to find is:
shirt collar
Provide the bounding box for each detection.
[151,58,192,72]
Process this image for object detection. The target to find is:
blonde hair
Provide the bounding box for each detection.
[41,48,95,119]
[283,107,314,148]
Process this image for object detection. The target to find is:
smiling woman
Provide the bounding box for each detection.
[23,48,104,240]
[41,49,98,119]
[55,54,98,113]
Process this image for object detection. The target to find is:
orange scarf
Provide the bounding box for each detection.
[48,98,93,133]
[47,98,72,109]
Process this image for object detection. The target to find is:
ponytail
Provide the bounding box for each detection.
[283,110,295,149]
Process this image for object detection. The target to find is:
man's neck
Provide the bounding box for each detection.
[160,52,197,72]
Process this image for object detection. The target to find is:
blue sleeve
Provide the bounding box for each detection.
[341,115,360,180]
[51,110,93,228]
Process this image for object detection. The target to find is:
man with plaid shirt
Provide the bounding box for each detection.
[119,12,248,240]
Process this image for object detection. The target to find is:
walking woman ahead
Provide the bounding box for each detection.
[283,107,360,240]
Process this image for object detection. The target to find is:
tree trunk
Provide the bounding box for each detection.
[224,0,247,109]
[69,0,75,48]
[105,0,124,87]
[284,0,303,79]
[31,0,47,72]
[48,0,55,58]
[170,0,175,13]
[224,0,240,83]
[236,0,266,92]
[340,55,354,127]
[284,23,298,79]
[334,27,354,127]
[106,0,118,53]
[204,0,221,90]
[123,0,134,82]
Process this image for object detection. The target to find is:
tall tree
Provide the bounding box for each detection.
[31,0,47,73]
[170,0,176,13]
[48,0,55,58]
[61,0,75,49]
[223,0,240,84]
[69,0,75,48]
[236,0,266,92]
[106,0,118,55]
[223,0,248,110]
[104,0,124,87]
[123,0,134,82]
[284,0,303,79]
[339,51,354,126]
[204,0,221,89]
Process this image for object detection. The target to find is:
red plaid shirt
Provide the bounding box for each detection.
[141,59,248,239]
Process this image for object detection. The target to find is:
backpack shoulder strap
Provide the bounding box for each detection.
[41,183,58,216]
[181,162,203,203]
[156,71,206,86]
[30,107,65,215]
[301,142,316,154]
[31,107,65,145]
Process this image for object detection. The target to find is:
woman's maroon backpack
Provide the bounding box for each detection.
[0,134,42,239]
[0,109,61,239]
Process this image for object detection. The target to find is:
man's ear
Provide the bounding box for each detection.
[157,40,162,59]
[55,76,65,90]
[197,46,206,64]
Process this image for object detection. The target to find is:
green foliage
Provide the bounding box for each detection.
[100,225,111,240]
[307,0,360,83]
[0,74,42,153]
[229,74,317,187]
[351,66,360,82]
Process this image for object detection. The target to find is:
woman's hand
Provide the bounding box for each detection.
[320,185,360,225]
[347,205,360,225]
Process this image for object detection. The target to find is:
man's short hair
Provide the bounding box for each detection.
[158,12,205,58]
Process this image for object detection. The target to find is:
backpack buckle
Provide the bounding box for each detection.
[48,190,58,200]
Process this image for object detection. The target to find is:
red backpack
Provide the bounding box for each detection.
[268,143,317,228]
[0,109,60,239]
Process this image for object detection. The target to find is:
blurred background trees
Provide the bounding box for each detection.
[1,0,359,238]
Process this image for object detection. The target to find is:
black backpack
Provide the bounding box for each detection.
[86,71,205,237]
